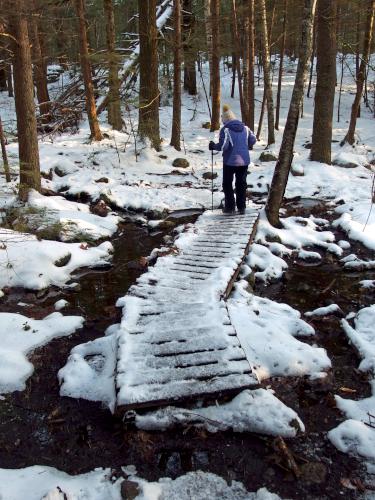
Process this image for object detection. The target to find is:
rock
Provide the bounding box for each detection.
[41,187,59,196]
[90,200,109,217]
[332,159,358,169]
[158,220,176,230]
[303,142,312,149]
[332,154,359,169]
[172,158,190,169]
[54,166,66,177]
[41,486,67,500]
[36,288,49,299]
[159,154,168,159]
[121,480,140,500]
[41,169,53,180]
[202,122,211,129]
[203,172,218,180]
[259,150,278,162]
[92,160,100,166]
[94,177,109,183]
[54,253,72,267]
[291,164,304,176]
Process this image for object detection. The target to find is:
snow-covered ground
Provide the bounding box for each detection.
[0,53,374,495]
[0,466,284,500]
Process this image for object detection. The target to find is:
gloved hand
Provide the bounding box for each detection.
[209,141,215,151]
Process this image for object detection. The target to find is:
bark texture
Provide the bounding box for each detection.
[138,0,161,149]
[29,1,51,120]
[245,0,255,130]
[170,0,182,150]
[0,116,11,182]
[310,0,337,164]
[210,0,221,131]
[265,0,317,227]
[104,0,122,130]
[74,0,103,141]
[258,0,275,145]
[275,0,288,130]
[182,0,197,95]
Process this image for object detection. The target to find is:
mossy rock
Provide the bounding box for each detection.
[172,158,190,169]
[202,122,211,129]
[54,253,72,267]
[259,151,278,162]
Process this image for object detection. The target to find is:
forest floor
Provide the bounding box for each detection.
[0,58,374,499]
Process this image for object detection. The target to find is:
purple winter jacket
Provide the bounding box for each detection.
[211,120,256,166]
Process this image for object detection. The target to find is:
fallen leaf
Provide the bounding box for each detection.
[339,387,357,394]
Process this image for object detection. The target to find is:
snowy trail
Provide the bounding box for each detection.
[116,206,261,410]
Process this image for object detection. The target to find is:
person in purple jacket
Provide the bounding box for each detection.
[209,104,256,214]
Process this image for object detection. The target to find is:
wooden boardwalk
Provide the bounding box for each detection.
[116,204,262,412]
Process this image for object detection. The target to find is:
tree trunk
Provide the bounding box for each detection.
[210,0,220,131]
[29,1,51,121]
[0,116,11,182]
[265,0,317,227]
[104,0,122,130]
[259,0,275,146]
[342,0,374,146]
[310,0,337,164]
[138,0,161,149]
[204,0,213,96]
[7,64,13,97]
[8,0,41,200]
[182,0,197,95]
[231,0,245,120]
[171,0,182,150]
[275,0,288,130]
[74,0,103,141]
[306,15,316,97]
[245,0,255,130]
[0,67,6,91]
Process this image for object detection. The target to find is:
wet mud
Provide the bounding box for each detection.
[0,204,374,499]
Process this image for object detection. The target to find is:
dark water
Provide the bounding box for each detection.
[0,209,373,498]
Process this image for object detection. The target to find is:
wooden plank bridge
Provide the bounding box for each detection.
[116,204,262,412]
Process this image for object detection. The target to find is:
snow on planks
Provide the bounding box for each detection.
[116,205,261,411]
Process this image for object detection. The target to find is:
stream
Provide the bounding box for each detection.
[0,203,374,499]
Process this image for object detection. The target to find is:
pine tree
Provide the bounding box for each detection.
[171,0,182,150]
[310,0,337,164]
[104,0,122,131]
[8,0,41,200]
[210,0,221,131]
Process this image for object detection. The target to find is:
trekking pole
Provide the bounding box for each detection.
[211,150,214,211]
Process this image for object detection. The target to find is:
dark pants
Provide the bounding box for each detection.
[222,164,248,211]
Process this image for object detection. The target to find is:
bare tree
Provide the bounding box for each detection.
[258,0,275,146]
[245,0,255,130]
[29,0,51,122]
[0,116,11,182]
[275,0,288,130]
[341,0,374,146]
[138,0,161,149]
[171,0,182,150]
[8,0,41,200]
[104,0,122,130]
[182,0,197,95]
[74,0,103,141]
[210,0,220,131]
[265,0,317,227]
[310,0,337,164]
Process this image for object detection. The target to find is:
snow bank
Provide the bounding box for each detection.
[0,312,84,394]
[329,306,375,464]
[58,331,118,412]
[28,191,120,241]
[334,201,375,251]
[0,466,285,500]
[228,289,330,381]
[0,466,122,500]
[136,389,304,437]
[0,229,113,289]
[305,304,342,317]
